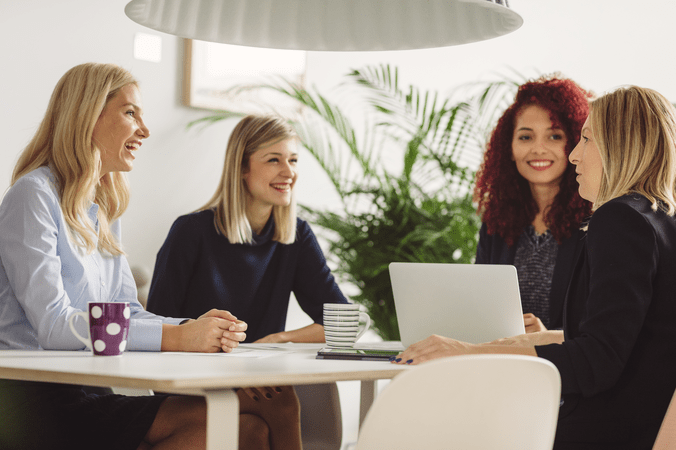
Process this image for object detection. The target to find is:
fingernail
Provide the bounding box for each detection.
[406,359,413,364]
[253,396,259,401]
[389,356,396,361]
[265,393,272,399]
[275,387,283,393]
[395,358,402,362]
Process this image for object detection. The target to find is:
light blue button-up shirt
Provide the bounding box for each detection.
[0,166,183,351]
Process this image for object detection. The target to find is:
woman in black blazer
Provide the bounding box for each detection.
[397,85,676,449]
[474,75,592,332]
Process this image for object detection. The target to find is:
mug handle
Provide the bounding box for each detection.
[68,311,91,349]
[356,311,371,341]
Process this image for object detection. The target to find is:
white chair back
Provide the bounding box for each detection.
[296,383,343,450]
[355,354,561,450]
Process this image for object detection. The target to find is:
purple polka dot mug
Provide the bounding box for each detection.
[68,302,131,356]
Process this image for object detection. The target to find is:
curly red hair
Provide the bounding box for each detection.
[474,75,593,246]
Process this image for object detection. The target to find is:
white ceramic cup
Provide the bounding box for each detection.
[323,303,371,348]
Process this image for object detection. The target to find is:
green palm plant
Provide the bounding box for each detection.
[189,65,523,340]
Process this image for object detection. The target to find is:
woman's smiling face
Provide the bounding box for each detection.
[242,138,298,213]
[511,104,569,192]
[94,83,149,176]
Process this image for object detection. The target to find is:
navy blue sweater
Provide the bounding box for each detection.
[146,210,347,342]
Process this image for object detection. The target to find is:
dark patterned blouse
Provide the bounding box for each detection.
[513,225,558,328]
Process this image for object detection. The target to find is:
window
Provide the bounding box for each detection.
[183,39,306,113]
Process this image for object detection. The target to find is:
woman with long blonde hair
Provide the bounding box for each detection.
[394,86,676,449]
[146,114,348,344]
[0,63,300,450]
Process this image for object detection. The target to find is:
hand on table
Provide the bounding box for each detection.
[253,323,325,344]
[200,309,248,352]
[391,334,476,366]
[523,313,547,333]
[488,330,564,347]
[167,309,247,353]
[253,332,288,344]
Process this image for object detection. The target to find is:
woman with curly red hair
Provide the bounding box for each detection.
[474,75,592,333]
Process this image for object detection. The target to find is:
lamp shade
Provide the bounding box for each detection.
[124,0,523,52]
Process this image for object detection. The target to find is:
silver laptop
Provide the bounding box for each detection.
[389,263,525,347]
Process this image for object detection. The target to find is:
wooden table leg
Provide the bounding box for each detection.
[204,389,240,450]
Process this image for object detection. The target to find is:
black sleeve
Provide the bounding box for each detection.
[536,201,658,396]
[146,215,202,318]
[292,220,348,324]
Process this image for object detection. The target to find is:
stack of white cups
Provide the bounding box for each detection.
[323,303,371,348]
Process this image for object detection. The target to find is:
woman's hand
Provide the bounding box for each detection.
[199,309,248,352]
[253,323,325,344]
[523,313,548,333]
[162,309,247,353]
[254,332,288,344]
[391,335,477,365]
[238,386,285,402]
[488,330,564,347]
[392,331,547,365]
[236,386,302,449]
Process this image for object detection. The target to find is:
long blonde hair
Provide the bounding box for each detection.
[12,63,136,255]
[590,86,676,214]
[198,115,298,244]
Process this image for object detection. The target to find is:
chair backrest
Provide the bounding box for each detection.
[355,354,561,450]
[652,388,676,450]
[295,382,343,450]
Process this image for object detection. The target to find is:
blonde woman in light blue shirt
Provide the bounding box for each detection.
[0,63,301,450]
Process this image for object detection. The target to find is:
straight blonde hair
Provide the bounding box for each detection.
[198,115,298,244]
[12,63,136,255]
[590,85,676,214]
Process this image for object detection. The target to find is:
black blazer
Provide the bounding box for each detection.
[475,222,585,328]
[537,195,676,449]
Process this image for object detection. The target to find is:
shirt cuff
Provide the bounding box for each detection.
[127,319,164,351]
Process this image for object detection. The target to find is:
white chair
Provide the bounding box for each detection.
[652,388,676,449]
[355,354,561,450]
[296,383,343,450]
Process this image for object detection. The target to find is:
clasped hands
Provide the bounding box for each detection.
[167,308,248,353]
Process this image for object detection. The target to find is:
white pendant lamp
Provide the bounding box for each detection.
[124,0,523,52]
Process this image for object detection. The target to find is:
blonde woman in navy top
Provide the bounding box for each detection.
[147,115,348,343]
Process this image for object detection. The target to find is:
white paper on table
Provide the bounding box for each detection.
[160,349,280,358]
[162,343,322,359]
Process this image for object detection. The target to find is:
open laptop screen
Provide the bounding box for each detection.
[389,263,525,347]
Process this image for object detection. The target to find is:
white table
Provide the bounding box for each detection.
[0,343,406,450]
